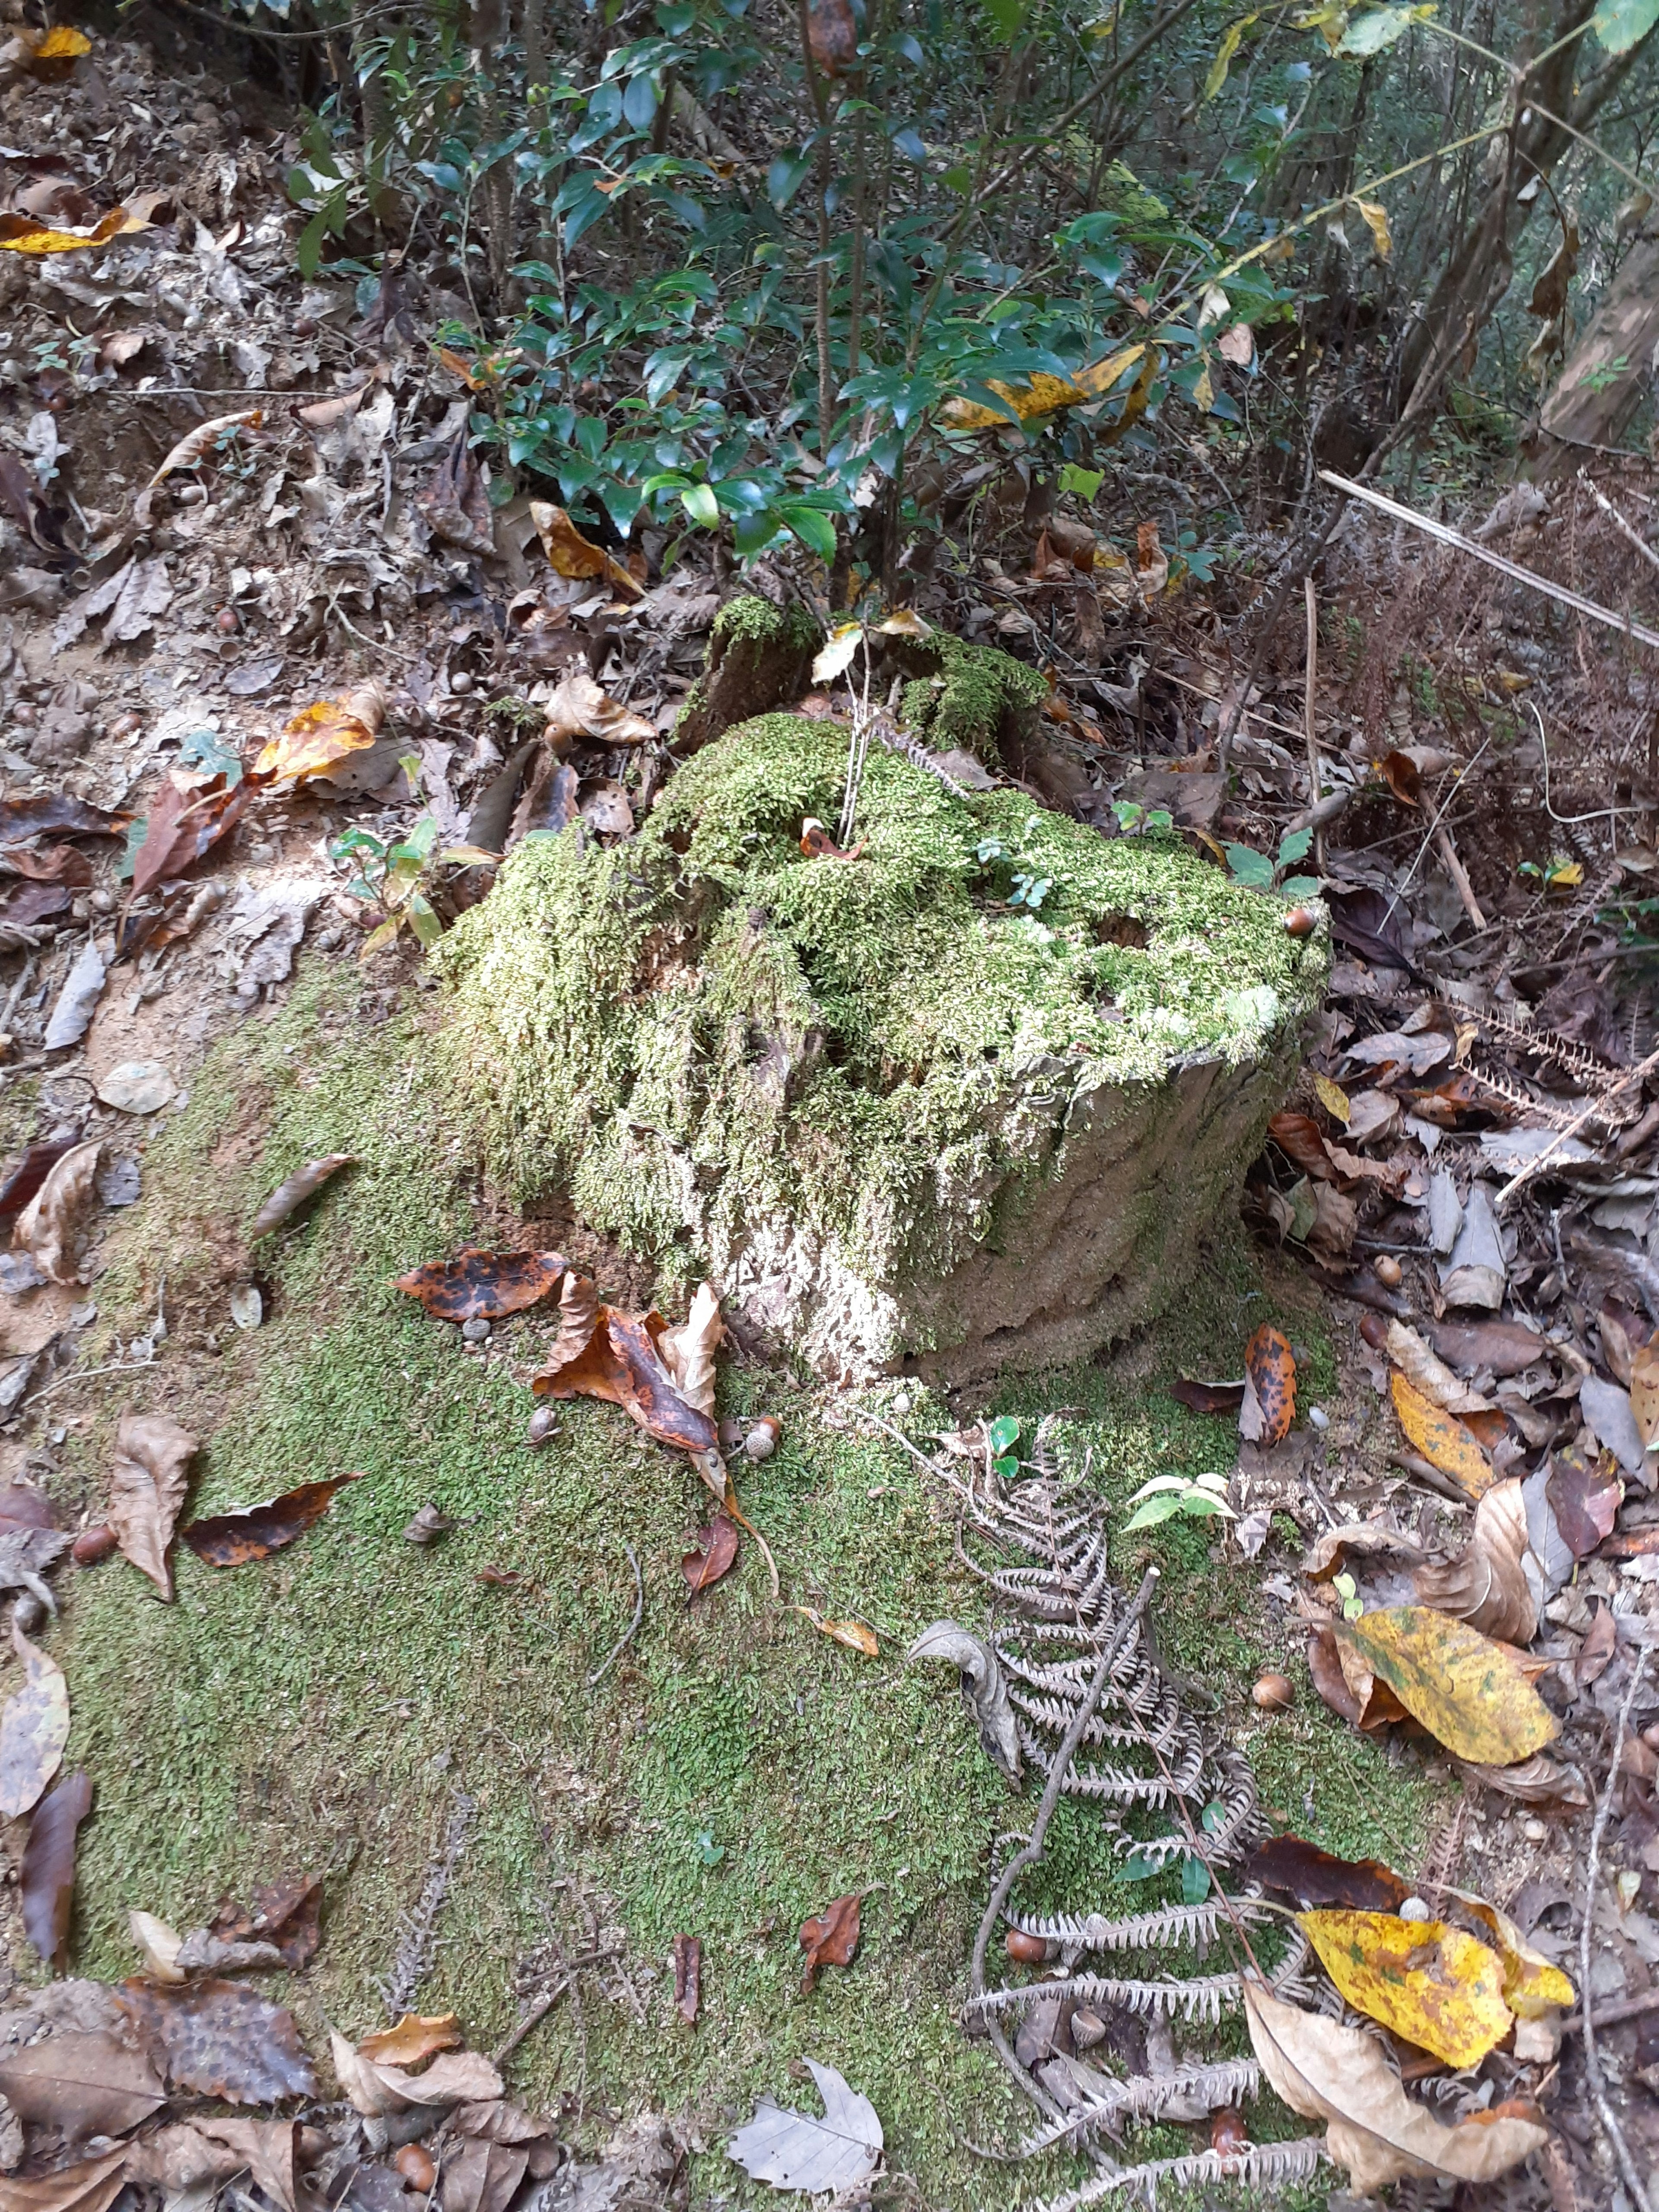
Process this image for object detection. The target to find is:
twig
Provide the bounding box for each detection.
[1580,1635,1656,2212]
[1302,578,1323,873]
[1319,470,1659,652]
[586,1543,643,1686]
[1580,468,1659,577]
[1433,823,1487,931]
[489,1944,617,2064]
[1494,1043,1659,1210]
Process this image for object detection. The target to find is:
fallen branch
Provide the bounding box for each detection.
[1494,1043,1659,1210]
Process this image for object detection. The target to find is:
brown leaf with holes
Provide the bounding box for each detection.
[106,1413,197,1598]
[207,1874,321,1971]
[1247,1834,1409,1913]
[1547,1450,1622,1558]
[22,1768,92,1970]
[1242,1325,1296,1446]
[1410,1480,1537,1643]
[394,1248,568,1322]
[115,1979,318,2104]
[683,1515,740,1595]
[182,1472,361,1567]
[357,2013,460,2066]
[798,1893,861,1993]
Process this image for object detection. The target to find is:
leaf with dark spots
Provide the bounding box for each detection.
[1267,1111,1335,1182]
[0,794,126,843]
[208,1874,321,1970]
[1247,1834,1409,1913]
[1546,1450,1622,1559]
[0,1137,80,1220]
[22,1767,92,1970]
[130,775,247,900]
[798,1893,861,1994]
[610,1311,721,1455]
[683,1515,739,1595]
[116,1978,318,2104]
[1169,1376,1245,1417]
[183,1473,361,1567]
[251,1154,355,1239]
[394,1247,569,1322]
[1242,1324,1296,1446]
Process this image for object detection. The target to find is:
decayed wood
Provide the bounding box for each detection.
[1542,237,1659,453]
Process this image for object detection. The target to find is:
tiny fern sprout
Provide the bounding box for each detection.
[1121,1470,1236,1533]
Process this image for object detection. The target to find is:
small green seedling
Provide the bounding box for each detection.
[1121,1469,1235,1532]
[1226,823,1319,900]
[1332,1571,1363,1621]
[331,805,498,956]
[986,1413,1021,1480]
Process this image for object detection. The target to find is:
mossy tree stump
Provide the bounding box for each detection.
[439,715,1325,1382]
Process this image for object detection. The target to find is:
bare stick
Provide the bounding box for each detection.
[1580,468,1659,578]
[1319,470,1659,652]
[587,1543,644,1686]
[1302,578,1323,874]
[1494,1043,1659,1210]
[1433,823,1487,931]
[1581,1637,1656,2212]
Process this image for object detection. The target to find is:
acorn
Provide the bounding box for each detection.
[1070,2006,1106,2050]
[1252,1672,1294,1713]
[1283,906,1319,939]
[72,1525,117,1565]
[394,2146,435,2194]
[1211,2107,1249,2157]
[216,607,240,635]
[744,1416,782,1463]
[1374,1255,1403,1288]
[1004,1928,1052,1965]
[526,1405,559,1448]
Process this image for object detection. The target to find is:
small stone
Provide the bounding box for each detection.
[1398,1896,1432,1922]
[229,1284,263,1330]
[1523,1818,1547,1843]
[526,1405,559,1446]
[96,1060,175,1115]
[1308,1405,1329,1431]
[72,1526,116,1565]
[68,1303,97,1329]
[461,1316,491,1342]
[1374,1255,1403,1287]
[891,1391,912,1416]
[10,1595,44,1635]
[402,1504,452,1546]
[744,1415,781,1462]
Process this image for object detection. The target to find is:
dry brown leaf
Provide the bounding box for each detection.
[1389,1372,1494,1499]
[1243,1980,1547,2192]
[1384,1322,1492,1415]
[545,1270,599,1367]
[0,2033,165,2144]
[130,1909,186,1983]
[145,411,262,493]
[357,2013,461,2066]
[0,2151,128,2212]
[798,1892,861,1993]
[528,502,643,599]
[794,1607,879,1657]
[543,667,655,747]
[658,1282,722,1418]
[190,2119,300,2212]
[115,1979,317,2103]
[329,2031,502,2117]
[0,1619,69,1817]
[250,1154,354,1239]
[253,682,387,787]
[1628,1335,1659,1449]
[1410,1479,1537,1643]
[106,1412,197,1599]
[22,1768,92,1970]
[13,1138,102,1285]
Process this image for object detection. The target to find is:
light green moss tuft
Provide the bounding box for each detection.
[435,713,1325,1296]
[898,635,1048,761]
[711,595,821,654]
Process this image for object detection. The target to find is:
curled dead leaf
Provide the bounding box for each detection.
[13,1138,101,1285]
[1241,1324,1296,1446]
[254,683,387,787]
[1410,1479,1537,1644]
[658,1282,722,1418]
[356,2013,461,2066]
[145,411,263,493]
[0,1620,69,1818]
[543,666,655,747]
[1384,1322,1492,1415]
[798,1892,860,1993]
[329,2031,502,2117]
[182,1473,361,1567]
[528,502,642,600]
[106,1413,197,1599]
[21,1768,92,1971]
[795,1607,879,1657]
[250,1154,354,1239]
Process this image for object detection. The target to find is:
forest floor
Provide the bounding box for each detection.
[1,20,1657,2212]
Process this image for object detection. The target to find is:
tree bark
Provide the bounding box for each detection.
[1539,232,1659,452]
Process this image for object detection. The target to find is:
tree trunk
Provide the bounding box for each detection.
[1538,232,1659,454]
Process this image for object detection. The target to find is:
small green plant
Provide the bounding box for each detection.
[1225,824,1319,899]
[1121,1468,1235,1532]
[975,816,1062,909]
[1112,800,1175,837]
[1333,1571,1363,1622]
[985,1413,1021,1477]
[330,801,496,956]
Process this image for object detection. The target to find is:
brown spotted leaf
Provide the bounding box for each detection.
[207,1875,321,1971]
[534,1304,719,1459]
[106,1414,197,1599]
[116,1978,318,2104]
[798,1893,861,1993]
[22,1768,92,1970]
[1243,1324,1296,1446]
[0,2034,164,2144]
[394,1248,568,1322]
[1389,1373,1494,1500]
[1298,1910,1512,2069]
[182,1473,360,1567]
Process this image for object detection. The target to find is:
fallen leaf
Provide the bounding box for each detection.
[579,779,635,838]
[1268,1112,1336,1182]
[145,411,263,493]
[0,2150,128,2212]
[672,1932,700,2026]
[129,774,247,899]
[1440,1182,1506,1310]
[253,683,386,787]
[1385,1323,1491,1415]
[415,434,495,557]
[534,1300,721,1468]
[1449,1889,1574,2017]
[726,2058,882,2193]
[1411,1479,1537,1643]
[102,556,173,646]
[1247,1836,1409,1913]
[1545,1449,1622,1559]
[44,941,106,1051]
[130,1909,185,1983]
[106,1413,197,1598]
[1243,1979,1547,2193]
[1243,1324,1296,1446]
[1630,1336,1659,1447]
[1333,1606,1558,1764]
[395,1247,568,1322]
[529,502,643,599]
[543,666,655,747]
[1313,1072,1351,1124]
[21,1768,92,1971]
[1576,1600,1617,1687]
[188,2120,300,2212]
[794,1607,879,1657]
[357,2014,461,2066]
[0,1138,81,1220]
[1577,1376,1646,1475]
[0,794,124,843]
[13,1138,101,1284]
[116,1980,318,2103]
[1298,1910,1513,2068]
[207,1874,321,1970]
[1170,1376,1245,1416]
[0,1482,57,1533]
[0,203,154,255]
[182,1473,361,1566]
[658,1281,722,1417]
[0,1620,69,1817]
[683,1515,740,1595]
[329,2031,502,2117]
[0,2034,164,2142]
[1455,1750,1587,1806]
[1390,1373,1494,1499]
[250,1154,355,1239]
[799,1893,861,1993]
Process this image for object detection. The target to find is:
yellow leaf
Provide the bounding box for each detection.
[37,26,92,57]
[794,1606,879,1657]
[1334,1605,1559,1765]
[1295,3,1354,54]
[1313,1073,1351,1125]
[358,2013,461,2066]
[1261,231,1297,264]
[254,682,386,786]
[1298,1910,1512,2068]
[1074,340,1147,400]
[0,201,149,255]
[875,608,932,639]
[1353,197,1393,260]
[1547,860,1583,889]
[1450,1891,1575,2018]
[1192,362,1214,414]
[1205,18,1250,99]
[941,369,1088,431]
[528,500,643,599]
[1390,1370,1494,1498]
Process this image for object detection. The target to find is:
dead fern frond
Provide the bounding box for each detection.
[1022,2133,1325,2212]
[1020,2056,1261,2154]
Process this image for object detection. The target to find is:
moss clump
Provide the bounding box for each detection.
[898,634,1049,762]
[673,595,823,753]
[436,714,1325,1341]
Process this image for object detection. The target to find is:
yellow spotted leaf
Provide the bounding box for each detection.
[1204,16,1255,100]
[1451,1891,1575,2018]
[794,1606,879,1657]
[1298,1910,1513,2069]
[0,203,149,255]
[1390,1371,1495,1498]
[942,343,1147,432]
[1334,1605,1559,1766]
[1074,340,1148,400]
[254,681,386,786]
[37,26,93,57]
[1353,198,1393,259]
[1313,1072,1351,1125]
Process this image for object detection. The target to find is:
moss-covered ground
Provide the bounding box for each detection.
[35,957,1440,2208]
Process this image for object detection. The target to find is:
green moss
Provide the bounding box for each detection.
[898,634,1048,762]
[711,595,821,654]
[435,713,1325,1300]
